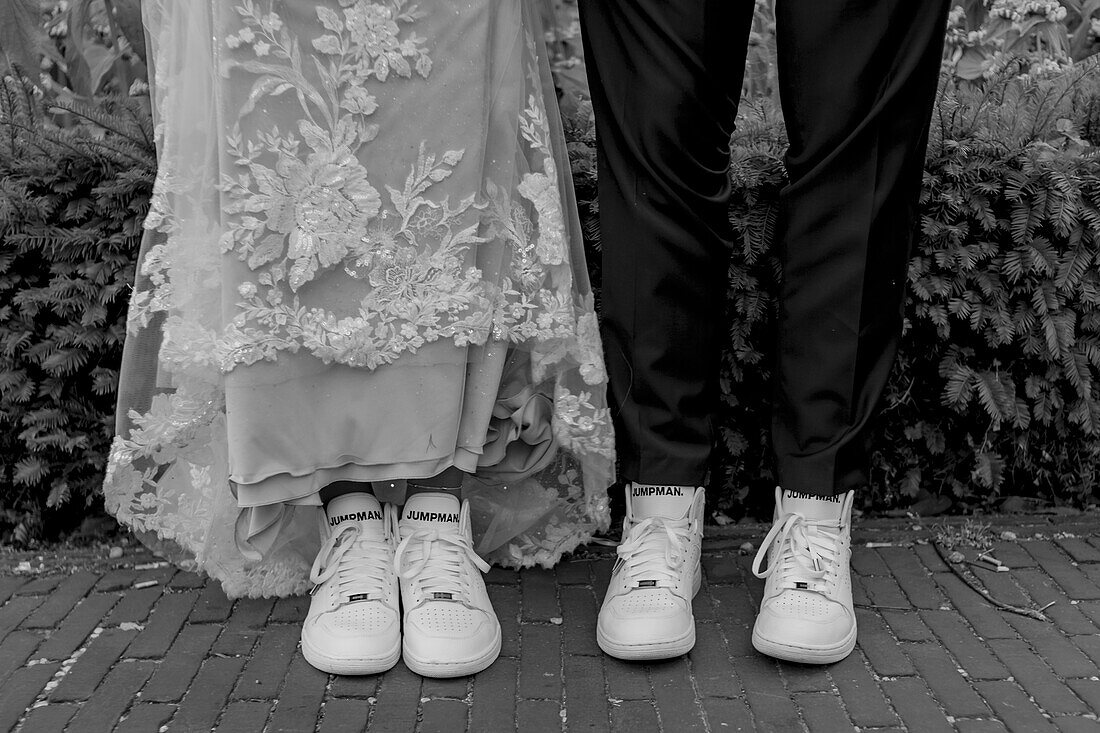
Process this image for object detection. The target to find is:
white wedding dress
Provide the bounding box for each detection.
[103,0,615,598]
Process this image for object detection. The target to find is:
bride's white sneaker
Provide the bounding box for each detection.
[597,484,705,660]
[395,492,501,677]
[751,487,857,664]
[302,493,401,675]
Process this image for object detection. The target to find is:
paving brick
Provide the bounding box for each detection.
[880,677,953,733]
[328,672,380,699]
[0,576,27,606]
[701,696,755,732]
[918,610,1007,680]
[519,623,562,700]
[517,698,561,733]
[0,630,43,685]
[15,574,63,596]
[141,623,220,702]
[471,655,517,732]
[116,702,176,733]
[795,692,852,732]
[167,569,207,590]
[368,662,421,733]
[421,673,469,700]
[992,542,1037,569]
[418,698,469,733]
[173,655,247,733]
[880,608,935,641]
[610,699,658,733]
[1023,542,1100,600]
[851,545,891,576]
[914,542,951,573]
[66,659,156,732]
[1055,537,1100,564]
[688,621,740,697]
[709,585,758,656]
[233,623,300,700]
[988,638,1090,714]
[485,566,521,585]
[266,655,330,732]
[727,651,785,697]
[855,608,916,677]
[16,701,78,731]
[1073,633,1100,667]
[782,662,831,694]
[744,690,802,733]
[933,573,1016,640]
[649,657,706,732]
[829,649,899,728]
[973,680,1058,733]
[1066,679,1100,713]
[0,662,59,732]
[555,558,593,585]
[560,585,600,656]
[1074,600,1100,628]
[318,697,372,733]
[216,700,272,732]
[103,585,163,626]
[901,641,990,717]
[35,592,119,661]
[968,565,1032,608]
[1002,615,1098,678]
[692,583,717,622]
[189,582,235,624]
[591,557,614,596]
[1053,715,1100,733]
[522,568,561,622]
[1041,601,1100,636]
[127,589,199,659]
[878,546,948,609]
[270,594,310,623]
[0,596,45,638]
[211,596,274,656]
[489,583,522,658]
[563,653,609,732]
[702,552,741,584]
[603,657,651,701]
[50,627,139,702]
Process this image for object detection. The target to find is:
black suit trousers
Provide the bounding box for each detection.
[579,0,952,494]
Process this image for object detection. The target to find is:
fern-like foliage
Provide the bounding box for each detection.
[0,70,153,542]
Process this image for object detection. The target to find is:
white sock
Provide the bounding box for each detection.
[628,483,695,520]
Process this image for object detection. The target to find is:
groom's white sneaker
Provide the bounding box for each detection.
[302,493,401,675]
[751,487,857,664]
[597,484,705,660]
[395,493,501,677]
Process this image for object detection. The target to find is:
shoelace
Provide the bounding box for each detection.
[751,512,841,593]
[309,523,395,602]
[394,527,490,603]
[615,516,692,588]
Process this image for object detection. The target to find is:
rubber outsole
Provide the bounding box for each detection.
[750,622,858,665]
[596,625,696,660]
[301,634,402,676]
[402,627,502,678]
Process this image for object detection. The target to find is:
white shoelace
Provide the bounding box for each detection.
[309,523,395,602]
[615,516,692,588]
[394,527,490,603]
[751,512,841,594]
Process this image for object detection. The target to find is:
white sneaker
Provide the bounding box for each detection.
[597,484,705,660]
[395,492,501,678]
[301,493,401,675]
[751,487,857,664]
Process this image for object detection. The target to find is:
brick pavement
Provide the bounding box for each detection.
[1,516,1099,732]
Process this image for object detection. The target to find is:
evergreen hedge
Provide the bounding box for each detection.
[3,60,1100,541]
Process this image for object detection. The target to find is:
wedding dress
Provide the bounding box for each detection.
[103,0,615,598]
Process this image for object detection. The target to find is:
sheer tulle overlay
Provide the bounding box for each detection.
[104,0,615,598]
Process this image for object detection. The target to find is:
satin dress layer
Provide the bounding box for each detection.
[104,0,615,598]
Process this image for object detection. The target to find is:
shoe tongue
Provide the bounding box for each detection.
[629,484,694,520]
[781,489,846,522]
[325,492,385,539]
[401,492,461,529]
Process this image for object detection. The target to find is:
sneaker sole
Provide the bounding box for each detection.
[402,627,502,678]
[596,570,701,661]
[301,635,401,676]
[751,622,858,665]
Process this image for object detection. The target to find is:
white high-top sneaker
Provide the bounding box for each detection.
[395,492,501,677]
[301,493,401,675]
[597,484,705,660]
[751,487,857,664]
